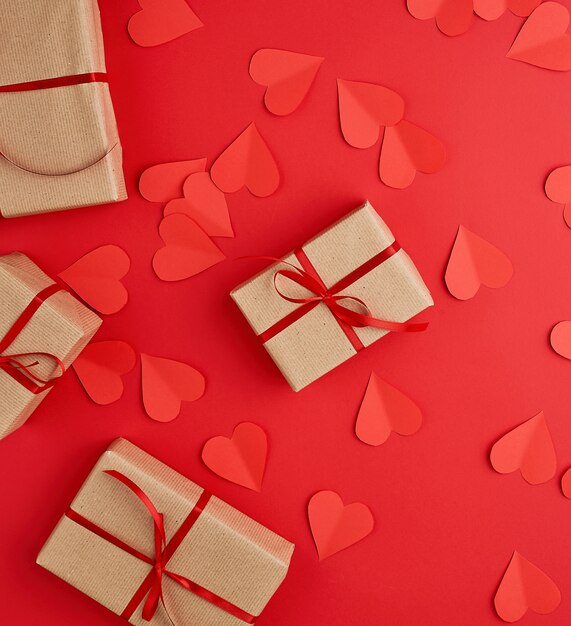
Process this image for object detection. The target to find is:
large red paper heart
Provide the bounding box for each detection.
[545,165,571,227]
[407,0,474,36]
[490,412,556,485]
[507,2,571,71]
[474,0,541,20]
[494,551,561,622]
[72,341,137,405]
[164,172,233,238]
[445,225,513,300]
[550,321,571,359]
[139,158,207,202]
[308,491,374,560]
[210,123,280,197]
[202,422,268,491]
[250,49,324,116]
[356,373,422,446]
[59,245,130,315]
[141,354,205,422]
[379,120,446,189]
[128,0,203,48]
[153,213,225,281]
[337,79,405,149]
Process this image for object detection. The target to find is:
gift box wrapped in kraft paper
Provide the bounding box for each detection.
[0,0,127,218]
[0,252,101,439]
[37,438,295,626]
[231,201,434,391]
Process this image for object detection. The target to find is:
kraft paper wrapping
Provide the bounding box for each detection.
[231,201,434,391]
[0,253,102,439]
[37,438,295,626]
[0,0,127,218]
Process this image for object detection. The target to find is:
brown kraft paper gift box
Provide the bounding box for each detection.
[37,438,295,626]
[0,0,127,218]
[231,201,434,391]
[0,252,102,439]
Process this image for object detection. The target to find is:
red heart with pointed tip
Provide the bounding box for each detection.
[308,491,374,560]
[139,158,207,202]
[128,0,203,48]
[550,321,571,359]
[202,422,268,491]
[407,0,474,36]
[545,165,571,228]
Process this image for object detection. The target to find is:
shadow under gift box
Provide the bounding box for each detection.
[231,201,434,391]
[0,253,102,439]
[37,439,295,626]
[0,0,126,218]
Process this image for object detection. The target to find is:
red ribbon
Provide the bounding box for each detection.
[66,470,256,624]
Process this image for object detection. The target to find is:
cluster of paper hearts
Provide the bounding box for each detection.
[128,0,203,47]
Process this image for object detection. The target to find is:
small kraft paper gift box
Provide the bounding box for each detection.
[0,252,101,439]
[0,0,127,218]
[37,438,295,626]
[231,201,434,391]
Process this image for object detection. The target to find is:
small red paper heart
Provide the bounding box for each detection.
[141,354,205,422]
[507,2,571,71]
[337,79,405,149]
[164,172,233,238]
[202,422,268,491]
[490,412,556,485]
[356,373,422,446]
[407,0,474,36]
[250,49,324,116]
[545,165,571,228]
[210,123,280,197]
[153,213,225,281]
[73,341,136,405]
[59,245,130,315]
[474,0,541,20]
[494,551,561,622]
[550,321,571,359]
[139,158,207,202]
[561,467,571,497]
[308,491,374,560]
[445,225,513,300]
[128,0,203,48]
[379,120,446,189]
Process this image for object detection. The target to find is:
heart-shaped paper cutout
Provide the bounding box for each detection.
[561,467,571,497]
[210,123,280,197]
[495,551,561,622]
[379,120,446,188]
[59,245,130,315]
[545,165,571,227]
[407,0,474,36]
[445,225,513,300]
[128,0,203,47]
[550,321,571,359]
[337,79,405,149]
[490,411,556,485]
[202,422,268,491]
[356,373,422,446]
[164,172,233,237]
[474,0,541,20]
[308,491,374,560]
[153,213,225,281]
[250,49,324,116]
[507,2,571,71]
[141,354,205,422]
[72,341,136,405]
[139,158,207,202]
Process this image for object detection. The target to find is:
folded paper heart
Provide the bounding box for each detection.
[128,0,203,47]
[550,321,571,359]
[474,0,541,20]
[407,0,474,36]
[561,467,571,497]
[139,158,207,202]
[545,165,571,227]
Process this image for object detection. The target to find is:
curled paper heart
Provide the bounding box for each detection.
[128,0,203,48]
[407,0,474,36]
[139,158,207,202]
[545,165,571,228]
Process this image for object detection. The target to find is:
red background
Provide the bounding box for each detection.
[2,1,571,624]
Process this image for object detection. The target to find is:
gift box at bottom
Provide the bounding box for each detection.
[37,439,295,625]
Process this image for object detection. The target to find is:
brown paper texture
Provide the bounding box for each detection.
[37,438,295,626]
[0,0,126,218]
[231,201,434,391]
[0,253,102,439]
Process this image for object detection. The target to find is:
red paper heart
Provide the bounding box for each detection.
[128,0,203,47]
[164,172,233,238]
[355,373,422,446]
[550,321,571,359]
[308,491,374,560]
[202,422,268,491]
[59,245,130,315]
[474,0,541,20]
[445,225,513,300]
[545,165,571,228]
[210,123,280,197]
[139,158,207,202]
[141,354,205,422]
[250,49,324,116]
[561,467,571,497]
[337,79,405,149]
[507,2,571,71]
[407,0,474,36]
[72,341,136,405]
[490,412,556,485]
[379,120,446,189]
[153,213,225,281]
[495,551,561,622]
